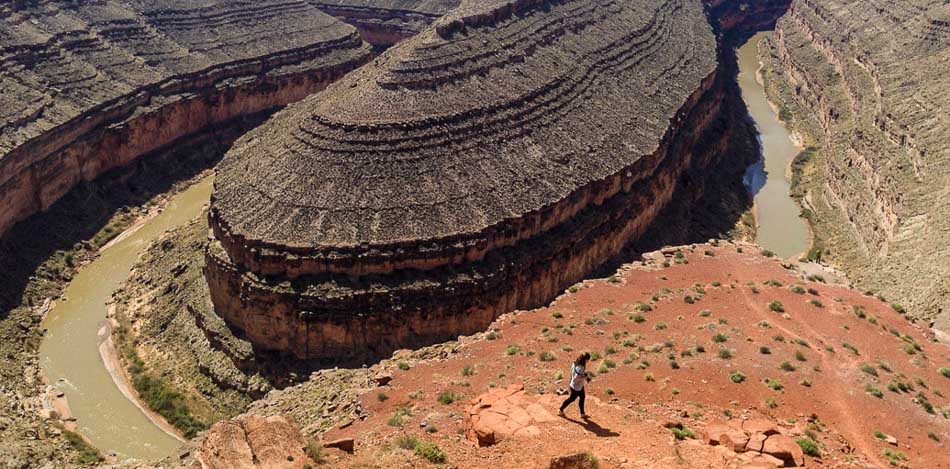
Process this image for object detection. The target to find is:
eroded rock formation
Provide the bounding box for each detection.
[311,0,460,47]
[0,0,372,237]
[206,0,768,361]
[763,0,950,324]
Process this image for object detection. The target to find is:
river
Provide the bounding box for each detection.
[738,32,811,259]
[39,176,213,461]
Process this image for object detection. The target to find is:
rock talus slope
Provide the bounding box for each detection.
[207,0,745,361]
[764,0,950,328]
[0,0,372,237]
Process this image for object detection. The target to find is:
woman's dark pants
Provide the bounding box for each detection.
[559,388,586,414]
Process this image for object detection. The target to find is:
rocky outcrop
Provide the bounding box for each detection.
[702,419,804,467]
[0,0,372,238]
[206,0,760,361]
[763,0,950,324]
[194,414,313,469]
[311,0,460,46]
[463,383,557,447]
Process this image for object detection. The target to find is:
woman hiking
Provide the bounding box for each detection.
[559,352,592,419]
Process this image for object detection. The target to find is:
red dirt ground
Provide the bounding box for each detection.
[319,242,949,468]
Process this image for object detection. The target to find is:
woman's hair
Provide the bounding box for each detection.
[575,352,591,366]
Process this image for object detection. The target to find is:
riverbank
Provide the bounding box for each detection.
[99,310,187,444]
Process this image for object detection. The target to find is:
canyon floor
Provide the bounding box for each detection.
[177,242,950,468]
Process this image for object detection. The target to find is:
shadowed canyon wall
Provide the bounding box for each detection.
[0,0,372,238]
[205,0,793,363]
[762,0,949,327]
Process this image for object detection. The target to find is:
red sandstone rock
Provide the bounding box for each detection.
[197,414,312,469]
[465,384,554,447]
[745,433,768,453]
[743,419,782,436]
[702,422,734,445]
[721,430,751,452]
[323,437,355,454]
[549,452,600,469]
[761,434,804,467]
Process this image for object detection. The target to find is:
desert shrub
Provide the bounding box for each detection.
[940,367,950,378]
[630,313,646,323]
[64,429,104,465]
[461,365,475,376]
[891,303,906,314]
[790,286,806,294]
[768,301,785,313]
[131,372,205,438]
[796,437,820,457]
[764,280,783,287]
[765,378,784,391]
[859,364,878,377]
[718,348,734,359]
[552,311,564,319]
[765,397,778,408]
[437,391,462,405]
[759,346,771,354]
[539,351,555,362]
[809,299,823,308]
[414,441,447,464]
[712,333,728,343]
[377,392,389,402]
[636,302,653,312]
[865,385,883,399]
[795,351,807,362]
[398,361,411,370]
[644,372,655,382]
[388,407,411,427]
[842,343,859,355]
[506,345,521,356]
[779,361,796,372]
[670,427,696,440]
[729,371,746,383]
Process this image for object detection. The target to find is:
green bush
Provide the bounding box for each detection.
[796,437,820,457]
[779,361,796,372]
[670,427,696,440]
[768,301,785,313]
[539,351,555,362]
[437,391,462,405]
[759,346,771,354]
[398,361,411,370]
[938,367,950,378]
[729,371,746,383]
[130,372,205,438]
[712,333,728,343]
[306,440,324,463]
[63,429,104,465]
[506,345,521,356]
[394,434,419,450]
[414,441,447,464]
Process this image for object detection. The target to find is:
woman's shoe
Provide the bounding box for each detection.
[580,413,590,419]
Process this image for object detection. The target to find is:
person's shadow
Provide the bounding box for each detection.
[563,416,620,437]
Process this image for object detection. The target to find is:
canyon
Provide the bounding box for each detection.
[0,0,945,467]
[0,0,372,238]
[761,0,950,330]
[205,0,787,363]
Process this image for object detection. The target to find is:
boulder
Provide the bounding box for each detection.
[197,414,313,469]
[721,430,751,452]
[323,437,355,454]
[702,422,734,445]
[743,419,782,436]
[745,432,768,453]
[761,434,805,466]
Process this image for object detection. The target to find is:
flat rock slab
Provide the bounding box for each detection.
[465,384,558,447]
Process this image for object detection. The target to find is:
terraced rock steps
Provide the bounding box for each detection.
[762,0,950,325]
[0,0,372,237]
[311,0,460,46]
[207,0,758,361]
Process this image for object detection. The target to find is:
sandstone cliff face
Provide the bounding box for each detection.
[205,0,777,362]
[0,0,372,237]
[763,0,950,324]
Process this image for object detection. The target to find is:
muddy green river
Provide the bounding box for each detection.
[39,176,213,460]
[738,32,811,259]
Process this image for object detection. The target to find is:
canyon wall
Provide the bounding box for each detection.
[0,0,372,238]
[311,0,459,46]
[205,0,780,362]
[762,0,949,325]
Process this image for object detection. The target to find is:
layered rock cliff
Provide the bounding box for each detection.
[311,0,459,46]
[761,0,950,326]
[206,0,771,362]
[0,0,372,237]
